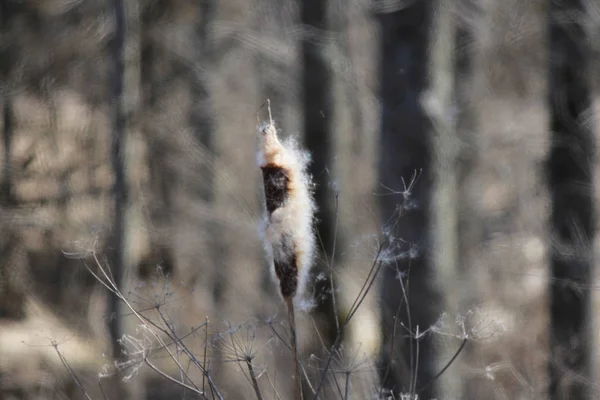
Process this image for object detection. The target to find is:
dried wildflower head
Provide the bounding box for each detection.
[257,105,316,301]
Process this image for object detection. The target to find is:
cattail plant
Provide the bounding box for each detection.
[257,100,316,400]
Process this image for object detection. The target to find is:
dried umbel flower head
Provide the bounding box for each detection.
[257,109,316,301]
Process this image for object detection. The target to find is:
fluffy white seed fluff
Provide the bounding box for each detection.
[257,120,316,301]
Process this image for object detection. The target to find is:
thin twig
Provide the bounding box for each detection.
[265,370,283,400]
[155,307,224,400]
[53,342,94,400]
[145,358,208,399]
[268,320,292,351]
[313,243,385,399]
[328,369,345,400]
[417,338,468,394]
[330,193,341,331]
[203,316,209,394]
[344,372,350,400]
[89,251,223,399]
[378,285,406,398]
[98,380,108,400]
[396,259,414,394]
[412,326,420,394]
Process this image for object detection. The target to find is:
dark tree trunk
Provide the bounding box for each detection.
[299,0,345,396]
[1,101,12,206]
[1,0,14,206]
[376,1,438,398]
[0,13,25,319]
[300,1,334,259]
[300,0,340,361]
[547,1,594,399]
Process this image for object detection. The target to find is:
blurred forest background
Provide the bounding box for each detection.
[2,0,600,399]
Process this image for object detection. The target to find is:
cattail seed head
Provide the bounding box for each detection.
[257,118,316,300]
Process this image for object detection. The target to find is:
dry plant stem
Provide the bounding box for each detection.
[417,338,468,395]
[265,371,283,400]
[83,254,223,400]
[92,257,193,378]
[145,358,207,397]
[378,284,405,398]
[307,317,343,399]
[312,243,385,400]
[328,194,341,331]
[267,321,316,396]
[53,343,94,400]
[328,370,344,400]
[245,359,264,400]
[154,308,222,399]
[155,310,199,395]
[286,296,302,400]
[203,316,209,394]
[98,381,108,400]
[344,372,350,400]
[396,266,415,394]
[377,259,468,396]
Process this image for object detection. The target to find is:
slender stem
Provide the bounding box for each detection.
[417,338,468,394]
[286,297,302,400]
[145,358,208,399]
[313,244,385,400]
[329,193,340,331]
[53,344,94,400]
[344,372,350,400]
[203,316,209,394]
[246,359,265,400]
[412,326,420,394]
[90,252,223,399]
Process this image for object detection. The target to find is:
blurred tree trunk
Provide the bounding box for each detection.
[1,99,11,205]
[454,0,479,398]
[142,0,169,214]
[109,0,127,372]
[547,0,594,399]
[1,0,14,206]
[331,0,364,155]
[376,1,438,398]
[190,0,216,203]
[0,0,25,323]
[139,1,178,284]
[299,0,341,394]
[109,0,143,398]
[190,0,222,303]
[427,2,463,398]
[1,92,12,208]
[300,0,335,264]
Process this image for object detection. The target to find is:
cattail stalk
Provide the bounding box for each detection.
[257,101,316,400]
